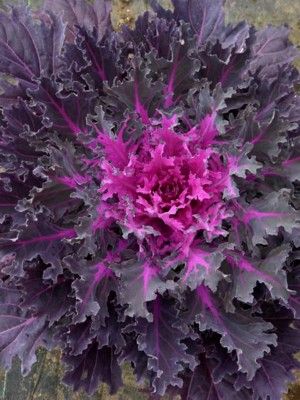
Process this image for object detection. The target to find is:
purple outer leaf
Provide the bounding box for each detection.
[0,9,40,82]
[180,244,227,292]
[44,0,112,41]
[0,6,66,105]
[59,319,93,357]
[20,259,74,326]
[179,341,252,400]
[199,38,253,89]
[63,341,122,395]
[0,173,41,229]
[250,114,292,162]
[68,258,117,324]
[29,78,97,137]
[238,349,299,400]
[104,65,163,124]
[241,189,300,246]
[0,285,53,375]
[0,80,26,108]
[113,259,175,321]
[11,7,66,77]
[221,21,251,51]
[288,258,300,318]
[185,287,277,379]
[250,25,299,76]
[225,244,292,305]
[166,0,225,46]
[62,304,126,394]
[187,0,225,46]
[282,146,300,182]
[132,296,196,396]
[0,314,52,375]
[92,304,127,351]
[0,217,75,278]
[122,11,178,61]
[145,24,200,109]
[236,307,300,400]
[119,339,149,382]
[164,0,224,46]
[71,29,119,87]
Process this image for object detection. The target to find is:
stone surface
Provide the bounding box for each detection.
[0,0,299,399]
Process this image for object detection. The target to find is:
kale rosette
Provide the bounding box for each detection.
[0,1,300,399]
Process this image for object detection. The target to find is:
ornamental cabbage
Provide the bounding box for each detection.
[0,0,300,399]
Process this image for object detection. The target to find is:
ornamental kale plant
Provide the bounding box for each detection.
[0,0,300,398]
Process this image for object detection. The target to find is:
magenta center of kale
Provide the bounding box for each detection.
[99,115,231,257]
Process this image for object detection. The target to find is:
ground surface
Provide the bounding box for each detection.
[0,0,299,399]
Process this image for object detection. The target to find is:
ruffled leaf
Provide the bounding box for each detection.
[185,286,277,379]
[132,296,196,395]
